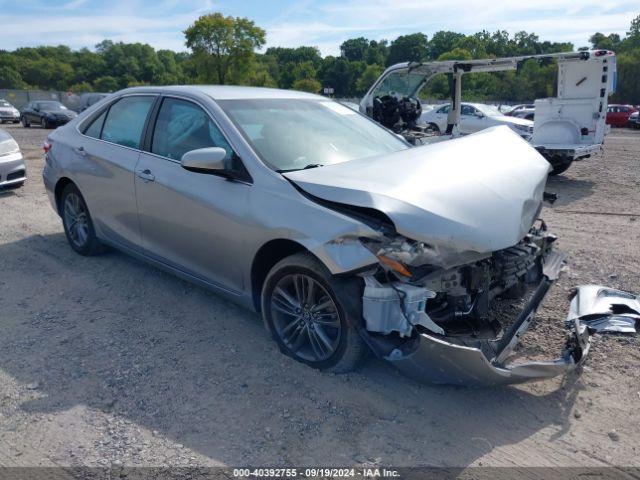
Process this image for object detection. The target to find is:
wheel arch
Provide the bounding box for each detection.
[251,239,311,312]
[54,177,76,215]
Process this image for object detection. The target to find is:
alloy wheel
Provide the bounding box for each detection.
[63,192,89,248]
[270,273,342,362]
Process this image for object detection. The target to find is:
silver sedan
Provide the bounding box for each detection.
[0,129,26,190]
[42,86,601,386]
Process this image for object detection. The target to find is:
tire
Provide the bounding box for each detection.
[261,253,367,373]
[21,116,30,128]
[12,120,20,124]
[428,122,440,134]
[550,161,572,176]
[60,183,104,256]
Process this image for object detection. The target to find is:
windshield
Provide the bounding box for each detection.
[371,70,424,99]
[218,99,408,171]
[475,104,503,116]
[37,101,65,110]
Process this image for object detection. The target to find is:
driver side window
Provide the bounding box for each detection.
[461,105,475,116]
[151,98,233,161]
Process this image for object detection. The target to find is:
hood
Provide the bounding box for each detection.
[493,115,533,127]
[42,108,76,116]
[284,126,550,257]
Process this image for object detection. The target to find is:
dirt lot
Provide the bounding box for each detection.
[1,122,639,469]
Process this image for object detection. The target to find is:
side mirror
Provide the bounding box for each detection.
[475,111,484,118]
[181,147,228,173]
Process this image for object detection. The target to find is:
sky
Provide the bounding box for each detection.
[0,0,637,55]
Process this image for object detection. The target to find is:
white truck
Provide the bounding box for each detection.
[360,50,617,174]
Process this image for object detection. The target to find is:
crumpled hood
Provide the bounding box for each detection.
[284,126,551,256]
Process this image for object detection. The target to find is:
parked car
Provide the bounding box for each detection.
[506,104,535,120]
[21,100,77,128]
[44,85,601,386]
[0,99,21,124]
[0,129,26,190]
[606,104,637,127]
[419,102,533,138]
[628,111,640,129]
[77,93,110,112]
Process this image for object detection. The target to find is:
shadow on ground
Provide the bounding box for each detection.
[0,233,584,466]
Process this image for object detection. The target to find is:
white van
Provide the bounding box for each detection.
[360,50,617,174]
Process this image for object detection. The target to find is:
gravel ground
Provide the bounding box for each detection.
[0,122,639,469]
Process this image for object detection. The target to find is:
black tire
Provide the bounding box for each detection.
[550,161,572,175]
[261,253,367,373]
[12,120,20,124]
[21,116,30,128]
[428,122,440,133]
[60,183,104,256]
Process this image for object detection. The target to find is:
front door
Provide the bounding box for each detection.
[134,96,250,293]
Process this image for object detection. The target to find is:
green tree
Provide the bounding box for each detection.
[429,31,465,59]
[356,64,383,94]
[184,12,266,84]
[93,76,119,92]
[387,33,429,65]
[292,78,321,93]
[0,66,25,88]
[340,37,369,62]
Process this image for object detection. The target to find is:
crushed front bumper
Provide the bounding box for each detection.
[382,250,593,386]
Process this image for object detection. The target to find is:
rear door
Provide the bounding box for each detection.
[74,95,156,249]
[134,96,250,293]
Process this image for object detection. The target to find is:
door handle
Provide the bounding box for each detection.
[75,146,86,157]
[136,169,155,182]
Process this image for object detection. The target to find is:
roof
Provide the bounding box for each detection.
[120,85,324,101]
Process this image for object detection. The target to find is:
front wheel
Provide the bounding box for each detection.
[261,253,367,373]
[61,184,104,256]
[550,161,572,175]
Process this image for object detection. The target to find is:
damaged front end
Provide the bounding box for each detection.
[358,223,592,386]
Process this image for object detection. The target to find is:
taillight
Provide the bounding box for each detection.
[43,140,52,153]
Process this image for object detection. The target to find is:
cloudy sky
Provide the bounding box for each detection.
[0,0,636,55]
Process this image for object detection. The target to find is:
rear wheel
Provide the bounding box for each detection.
[261,253,367,373]
[61,184,104,256]
[428,122,440,134]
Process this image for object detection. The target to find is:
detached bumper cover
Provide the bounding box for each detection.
[384,250,593,386]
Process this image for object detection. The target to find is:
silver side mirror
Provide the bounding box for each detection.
[181,147,227,173]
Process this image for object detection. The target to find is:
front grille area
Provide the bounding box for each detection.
[7,170,25,181]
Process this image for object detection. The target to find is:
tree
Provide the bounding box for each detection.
[356,64,383,94]
[429,31,465,59]
[340,37,369,62]
[589,32,622,51]
[0,66,25,89]
[93,76,119,92]
[292,78,321,93]
[184,13,265,84]
[387,33,429,65]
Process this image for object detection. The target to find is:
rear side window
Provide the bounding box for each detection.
[437,105,450,113]
[84,110,107,139]
[100,96,154,149]
[151,97,233,161]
